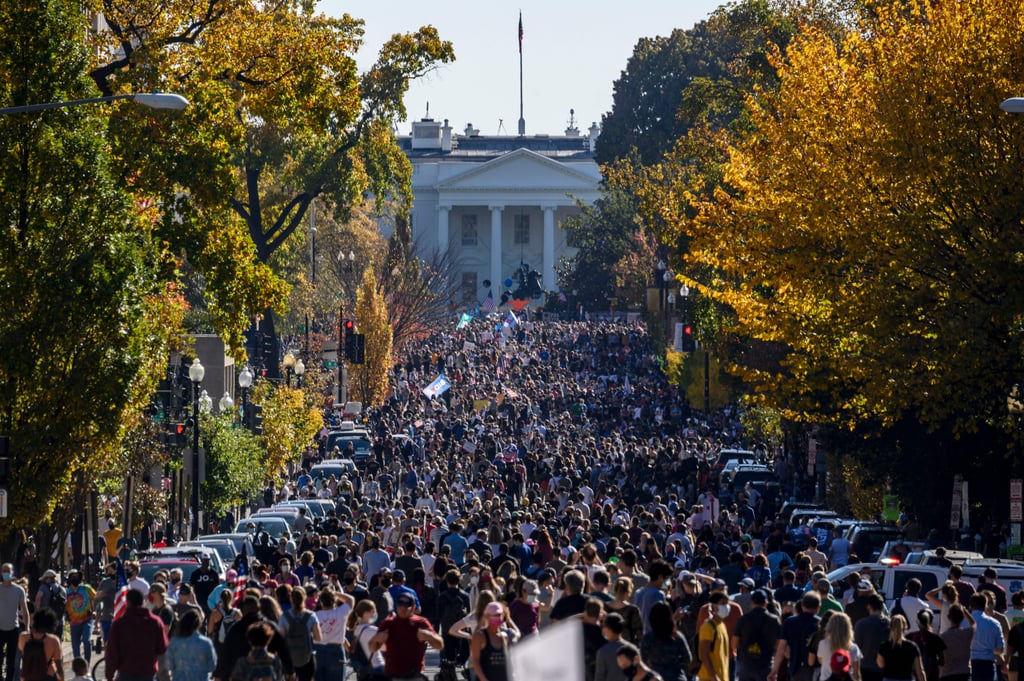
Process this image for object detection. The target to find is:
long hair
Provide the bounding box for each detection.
[347,599,377,630]
[889,614,908,645]
[826,612,854,651]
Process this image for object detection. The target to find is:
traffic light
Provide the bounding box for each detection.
[681,324,696,352]
[251,405,263,436]
[351,334,366,364]
[166,422,187,447]
[343,320,357,361]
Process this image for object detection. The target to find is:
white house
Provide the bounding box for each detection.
[398,116,602,305]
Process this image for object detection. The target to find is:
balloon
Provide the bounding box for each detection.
[504,278,514,288]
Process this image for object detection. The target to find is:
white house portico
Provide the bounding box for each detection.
[399,117,602,306]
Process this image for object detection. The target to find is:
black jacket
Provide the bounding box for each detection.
[214,612,294,680]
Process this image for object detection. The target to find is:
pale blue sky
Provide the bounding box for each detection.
[319,0,725,136]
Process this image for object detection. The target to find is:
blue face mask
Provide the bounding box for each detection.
[1,573,10,582]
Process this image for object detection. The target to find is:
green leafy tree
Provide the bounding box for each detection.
[0,0,177,538]
[201,412,264,518]
[91,1,455,366]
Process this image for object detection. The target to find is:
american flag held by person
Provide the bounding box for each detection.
[233,549,249,605]
[111,560,129,620]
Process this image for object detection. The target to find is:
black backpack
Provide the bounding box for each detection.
[438,588,470,634]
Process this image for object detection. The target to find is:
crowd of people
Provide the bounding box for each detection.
[2,316,1017,681]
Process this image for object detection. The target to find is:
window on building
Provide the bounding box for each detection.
[461,214,478,245]
[514,214,530,244]
[461,272,477,303]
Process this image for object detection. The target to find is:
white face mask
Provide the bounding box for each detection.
[470,576,479,586]
[365,613,377,624]
[717,604,730,619]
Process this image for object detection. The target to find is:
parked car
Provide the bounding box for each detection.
[137,547,226,583]
[904,549,984,566]
[845,522,907,562]
[232,516,291,539]
[178,538,237,565]
[310,458,358,480]
[714,448,757,471]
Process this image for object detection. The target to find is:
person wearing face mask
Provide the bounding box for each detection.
[65,570,96,664]
[470,602,516,681]
[97,564,119,644]
[125,562,149,594]
[0,563,30,681]
[698,592,732,681]
[617,643,664,681]
[696,580,743,678]
[275,560,301,588]
[508,579,540,637]
[346,600,386,678]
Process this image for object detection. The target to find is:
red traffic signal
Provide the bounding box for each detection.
[344,319,355,332]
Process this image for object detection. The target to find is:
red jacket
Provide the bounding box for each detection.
[105,605,168,679]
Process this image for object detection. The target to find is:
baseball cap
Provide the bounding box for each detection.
[831,650,851,674]
[393,569,406,581]
[750,589,768,605]
[396,594,416,608]
[712,578,727,590]
[857,579,873,591]
[739,578,755,589]
[681,572,698,584]
[484,602,504,616]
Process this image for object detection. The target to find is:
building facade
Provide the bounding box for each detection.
[399,117,602,306]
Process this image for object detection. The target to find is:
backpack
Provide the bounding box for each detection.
[21,635,49,681]
[218,606,238,643]
[438,588,470,635]
[244,650,279,681]
[48,585,66,619]
[688,618,718,675]
[284,611,313,667]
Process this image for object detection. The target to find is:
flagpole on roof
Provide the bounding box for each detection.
[518,12,525,136]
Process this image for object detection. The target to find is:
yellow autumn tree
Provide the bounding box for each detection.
[251,382,323,480]
[642,0,1024,431]
[351,269,392,407]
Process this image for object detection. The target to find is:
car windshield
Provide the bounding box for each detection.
[180,542,235,562]
[138,561,199,585]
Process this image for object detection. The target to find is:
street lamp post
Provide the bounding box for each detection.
[656,259,667,312]
[338,250,356,406]
[238,365,253,430]
[187,358,205,539]
[0,92,189,115]
[679,285,710,415]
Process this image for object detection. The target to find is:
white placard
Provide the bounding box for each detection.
[509,618,584,681]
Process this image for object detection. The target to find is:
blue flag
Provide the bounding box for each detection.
[422,374,452,399]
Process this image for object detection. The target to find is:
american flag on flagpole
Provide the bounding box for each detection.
[112,560,129,620]
[518,13,524,53]
[482,294,496,312]
[233,550,249,606]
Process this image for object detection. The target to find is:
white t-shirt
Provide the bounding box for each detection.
[315,604,350,645]
[817,640,863,681]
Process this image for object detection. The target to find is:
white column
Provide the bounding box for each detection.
[490,205,504,303]
[437,205,450,253]
[542,205,556,291]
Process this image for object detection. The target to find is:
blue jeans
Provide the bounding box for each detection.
[70,620,93,662]
[313,644,345,681]
[100,619,112,642]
